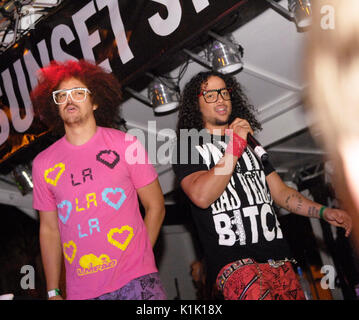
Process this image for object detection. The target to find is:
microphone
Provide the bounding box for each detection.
[247,133,269,162]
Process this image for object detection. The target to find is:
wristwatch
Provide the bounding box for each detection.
[48,288,61,298]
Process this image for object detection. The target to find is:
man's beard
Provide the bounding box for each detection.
[212,113,231,126]
[214,118,230,126]
[60,103,83,125]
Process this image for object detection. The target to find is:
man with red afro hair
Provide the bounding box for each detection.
[31,60,166,300]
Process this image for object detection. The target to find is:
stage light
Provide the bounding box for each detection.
[0,0,17,17]
[147,78,179,113]
[288,0,312,28]
[265,0,312,29]
[183,31,243,74]
[209,40,243,74]
[0,0,62,54]
[125,75,179,114]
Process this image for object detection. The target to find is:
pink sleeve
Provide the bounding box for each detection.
[32,157,57,211]
[123,135,158,189]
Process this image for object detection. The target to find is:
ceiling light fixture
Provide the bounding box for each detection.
[0,0,62,54]
[183,31,243,74]
[147,78,179,113]
[125,73,179,114]
[265,0,312,29]
[0,0,17,17]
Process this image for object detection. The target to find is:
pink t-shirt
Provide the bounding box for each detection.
[32,127,158,300]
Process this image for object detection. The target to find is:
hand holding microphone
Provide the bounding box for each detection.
[227,118,268,162]
[246,133,268,162]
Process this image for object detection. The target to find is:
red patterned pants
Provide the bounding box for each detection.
[216,258,306,300]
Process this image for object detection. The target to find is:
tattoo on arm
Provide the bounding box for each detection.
[284,195,292,212]
[308,206,319,218]
[285,196,291,207]
[296,196,303,213]
[284,193,303,213]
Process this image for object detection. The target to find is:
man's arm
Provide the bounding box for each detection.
[266,171,352,237]
[39,210,63,300]
[180,153,238,209]
[137,179,165,247]
[180,118,252,209]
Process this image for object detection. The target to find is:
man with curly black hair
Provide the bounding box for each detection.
[31,60,166,300]
[172,71,352,300]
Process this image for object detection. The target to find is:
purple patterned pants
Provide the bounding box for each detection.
[89,272,167,300]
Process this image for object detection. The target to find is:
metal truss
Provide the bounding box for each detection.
[0,0,62,54]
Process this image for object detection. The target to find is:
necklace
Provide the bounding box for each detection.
[235,148,257,177]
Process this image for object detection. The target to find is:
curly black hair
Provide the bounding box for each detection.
[30,60,126,136]
[176,71,261,134]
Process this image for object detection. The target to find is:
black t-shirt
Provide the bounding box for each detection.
[172,132,292,287]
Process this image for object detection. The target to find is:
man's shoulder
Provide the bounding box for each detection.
[100,126,128,141]
[175,130,219,154]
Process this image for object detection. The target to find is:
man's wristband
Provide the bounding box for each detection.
[319,206,327,220]
[225,131,247,158]
[48,288,61,298]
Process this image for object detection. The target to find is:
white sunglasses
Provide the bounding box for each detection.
[52,87,91,105]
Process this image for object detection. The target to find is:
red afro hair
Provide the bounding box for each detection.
[30,60,125,135]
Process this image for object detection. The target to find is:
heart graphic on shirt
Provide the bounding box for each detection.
[96,150,120,169]
[107,226,134,251]
[102,187,127,210]
[57,200,72,224]
[44,162,65,186]
[63,240,77,264]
